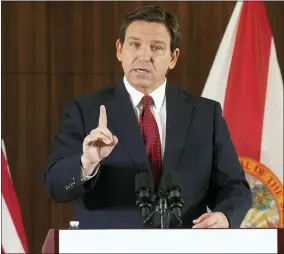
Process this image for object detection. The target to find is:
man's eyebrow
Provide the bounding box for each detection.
[126,37,167,47]
[126,37,141,41]
[150,40,166,46]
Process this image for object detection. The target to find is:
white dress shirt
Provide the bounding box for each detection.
[123,76,167,158]
[81,76,167,181]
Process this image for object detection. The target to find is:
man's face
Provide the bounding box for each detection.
[116,21,179,92]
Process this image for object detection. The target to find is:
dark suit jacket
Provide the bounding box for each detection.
[43,80,252,229]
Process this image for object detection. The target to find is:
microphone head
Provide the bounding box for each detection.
[135,172,154,194]
[160,171,182,193]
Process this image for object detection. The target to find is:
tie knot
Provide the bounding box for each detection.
[142,95,153,109]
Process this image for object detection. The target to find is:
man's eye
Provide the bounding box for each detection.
[151,45,163,51]
[130,42,139,48]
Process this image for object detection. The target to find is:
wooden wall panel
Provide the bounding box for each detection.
[1,1,284,252]
[265,1,284,78]
[1,74,50,252]
[1,2,49,73]
[49,2,116,74]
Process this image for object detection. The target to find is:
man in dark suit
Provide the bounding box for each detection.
[43,5,252,229]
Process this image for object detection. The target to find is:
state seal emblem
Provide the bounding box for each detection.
[239,157,283,228]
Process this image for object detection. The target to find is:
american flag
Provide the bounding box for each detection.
[1,140,28,253]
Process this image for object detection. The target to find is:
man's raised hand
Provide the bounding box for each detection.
[81,105,118,175]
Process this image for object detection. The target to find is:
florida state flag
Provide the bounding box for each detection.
[202,2,283,228]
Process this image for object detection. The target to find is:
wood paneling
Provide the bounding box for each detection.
[265,1,284,77]
[49,2,116,74]
[1,74,50,252]
[1,1,284,252]
[1,2,49,73]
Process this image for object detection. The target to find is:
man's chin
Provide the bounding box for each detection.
[129,77,153,88]
[132,81,153,89]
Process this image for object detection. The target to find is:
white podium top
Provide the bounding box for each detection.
[59,229,277,253]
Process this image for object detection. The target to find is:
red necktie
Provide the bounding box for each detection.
[139,95,162,186]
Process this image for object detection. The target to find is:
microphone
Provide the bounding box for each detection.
[135,172,155,227]
[160,171,184,227]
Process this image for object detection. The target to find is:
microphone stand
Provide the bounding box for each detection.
[143,195,183,228]
[143,197,168,228]
[159,196,170,228]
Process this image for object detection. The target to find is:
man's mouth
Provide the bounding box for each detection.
[134,68,149,73]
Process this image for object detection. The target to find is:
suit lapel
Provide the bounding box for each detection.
[105,81,152,176]
[159,85,195,191]
[103,80,195,191]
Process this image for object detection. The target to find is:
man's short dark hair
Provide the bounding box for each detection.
[119,5,180,53]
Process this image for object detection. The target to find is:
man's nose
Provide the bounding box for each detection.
[137,46,152,62]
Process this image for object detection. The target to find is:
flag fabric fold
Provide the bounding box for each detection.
[1,140,28,253]
[202,1,283,228]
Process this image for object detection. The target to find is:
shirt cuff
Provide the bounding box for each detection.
[81,163,100,182]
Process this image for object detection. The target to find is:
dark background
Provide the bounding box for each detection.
[2,1,284,252]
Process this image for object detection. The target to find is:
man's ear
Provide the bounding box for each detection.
[168,48,180,70]
[116,39,123,61]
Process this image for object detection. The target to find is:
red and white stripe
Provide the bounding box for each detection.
[202,1,283,185]
[202,1,283,225]
[1,140,28,253]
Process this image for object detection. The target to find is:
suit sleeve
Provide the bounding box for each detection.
[43,100,99,203]
[207,102,252,227]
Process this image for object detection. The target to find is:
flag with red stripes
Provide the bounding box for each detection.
[202,1,283,228]
[1,140,28,252]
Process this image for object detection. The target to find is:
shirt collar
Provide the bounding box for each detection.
[123,76,166,112]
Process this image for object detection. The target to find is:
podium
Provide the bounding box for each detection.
[42,228,283,253]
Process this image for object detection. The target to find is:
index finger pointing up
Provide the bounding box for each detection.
[98,105,107,127]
